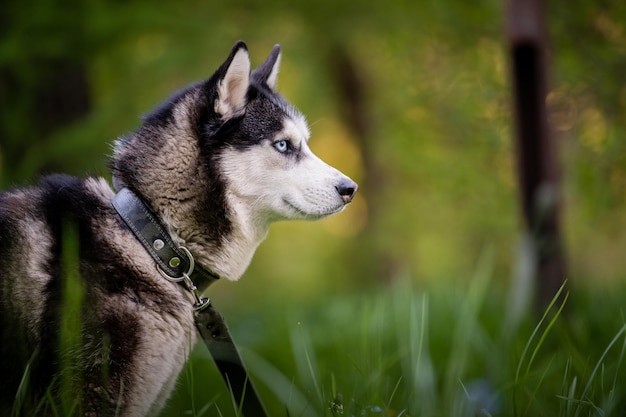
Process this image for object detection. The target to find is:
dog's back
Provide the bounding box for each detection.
[0,175,196,416]
[0,175,89,413]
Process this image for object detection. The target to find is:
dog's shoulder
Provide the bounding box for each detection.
[37,173,114,220]
[0,174,116,251]
[3,174,112,229]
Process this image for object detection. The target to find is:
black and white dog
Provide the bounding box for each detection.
[0,41,357,416]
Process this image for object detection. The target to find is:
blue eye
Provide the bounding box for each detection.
[274,140,289,153]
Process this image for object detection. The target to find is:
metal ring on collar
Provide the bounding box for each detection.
[158,246,195,282]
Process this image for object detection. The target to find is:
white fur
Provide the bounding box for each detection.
[216,115,353,281]
[85,179,198,417]
[19,216,54,341]
[215,47,251,119]
[266,51,281,89]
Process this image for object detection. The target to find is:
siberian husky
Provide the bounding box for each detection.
[0,41,357,416]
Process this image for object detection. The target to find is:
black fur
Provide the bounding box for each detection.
[0,41,354,417]
[0,175,187,415]
[112,52,299,252]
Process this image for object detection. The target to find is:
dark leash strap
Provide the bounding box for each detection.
[112,187,269,417]
[195,305,269,417]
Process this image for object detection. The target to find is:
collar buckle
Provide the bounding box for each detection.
[157,245,210,311]
[112,187,219,309]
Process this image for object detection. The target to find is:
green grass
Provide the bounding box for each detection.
[12,243,626,416]
[162,271,626,416]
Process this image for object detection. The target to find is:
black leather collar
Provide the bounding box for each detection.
[112,187,219,295]
[112,188,268,413]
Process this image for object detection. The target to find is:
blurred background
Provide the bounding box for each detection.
[3,0,625,299]
[2,0,626,415]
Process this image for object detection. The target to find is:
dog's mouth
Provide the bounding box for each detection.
[282,199,344,220]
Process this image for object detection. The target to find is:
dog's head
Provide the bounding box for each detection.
[114,41,357,223]
[213,42,358,222]
[112,42,357,277]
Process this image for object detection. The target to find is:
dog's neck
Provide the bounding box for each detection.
[204,193,270,281]
[111,85,278,283]
[145,188,270,283]
[112,140,270,283]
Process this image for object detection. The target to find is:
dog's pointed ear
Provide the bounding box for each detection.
[215,41,251,119]
[251,44,281,90]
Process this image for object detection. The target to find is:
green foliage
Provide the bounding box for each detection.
[162,271,626,417]
[7,236,626,416]
[3,1,626,415]
[2,0,626,284]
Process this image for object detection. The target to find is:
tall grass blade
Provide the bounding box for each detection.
[243,348,316,417]
[289,321,323,408]
[609,318,626,409]
[522,355,554,417]
[573,324,626,417]
[513,281,568,417]
[445,246,494,397]
[525,291,569,376]
[11,348,39,417]
[59,220,85,416]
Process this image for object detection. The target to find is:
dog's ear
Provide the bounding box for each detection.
[215,41,251,119]
[251,44,281,90]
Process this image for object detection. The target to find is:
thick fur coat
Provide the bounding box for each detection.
[0,42,356,416]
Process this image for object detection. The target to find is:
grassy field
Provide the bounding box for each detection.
[8,241,626,417]
[4,2,626,415]
[161,260,626,417]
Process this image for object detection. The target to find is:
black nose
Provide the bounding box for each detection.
[335,179,358,204]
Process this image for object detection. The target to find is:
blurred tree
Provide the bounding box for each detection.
[506,0,567,311]
[1,0,626,297]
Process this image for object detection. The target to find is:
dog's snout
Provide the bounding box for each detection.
[335,179,358,204]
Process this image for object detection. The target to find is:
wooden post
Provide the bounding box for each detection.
[506,0,567,311]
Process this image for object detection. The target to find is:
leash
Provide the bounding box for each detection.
[112,187,269,417]
[195,305,268,416]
